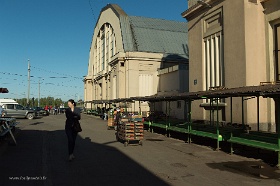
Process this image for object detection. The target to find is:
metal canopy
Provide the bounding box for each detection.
[133,84,280,102]
[87,84,280,104]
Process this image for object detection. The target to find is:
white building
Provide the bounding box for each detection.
[84,4,189,119]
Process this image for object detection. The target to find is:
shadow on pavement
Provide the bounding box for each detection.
[206,160,280,180]
[29,122,45,125]
[0,128,170,186]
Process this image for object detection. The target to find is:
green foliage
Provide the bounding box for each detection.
[15,97,65,108]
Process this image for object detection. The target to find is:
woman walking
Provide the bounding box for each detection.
[65,99,81,161]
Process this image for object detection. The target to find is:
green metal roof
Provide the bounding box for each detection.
[98,4,189,61]
[127,16,188,60]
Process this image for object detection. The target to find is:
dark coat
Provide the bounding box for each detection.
[65,107,81,129]
[115,112,121,123]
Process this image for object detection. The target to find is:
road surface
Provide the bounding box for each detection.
[0,114,279,186]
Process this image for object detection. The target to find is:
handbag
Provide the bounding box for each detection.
[73,119,82,132]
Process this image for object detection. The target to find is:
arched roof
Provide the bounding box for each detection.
[93,4,189,60]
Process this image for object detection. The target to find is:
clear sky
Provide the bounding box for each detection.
[0,0,188,102]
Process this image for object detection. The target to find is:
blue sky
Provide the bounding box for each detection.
[0,0,188,102]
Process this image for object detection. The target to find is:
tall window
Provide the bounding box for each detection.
[203,8,224,91]
[139,74,153,96]
[94,44,97,76]
[106,30,109,65]
[112,75,117,99]
[275,24,280,81]
[110,30,115,57]
[94,23,116,73]
[204,32,224,89]
[101,31,105,71]
[97,37,101,72]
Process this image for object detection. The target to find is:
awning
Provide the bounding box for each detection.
[85,84,280,104]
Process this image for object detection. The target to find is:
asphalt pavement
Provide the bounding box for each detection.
[0,114,280,186]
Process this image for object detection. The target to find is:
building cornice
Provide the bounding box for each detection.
[83,76,92,82]
[182,0,221,20]
[260,0,271,3]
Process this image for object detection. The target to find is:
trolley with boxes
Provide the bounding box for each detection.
[116,115,144,147]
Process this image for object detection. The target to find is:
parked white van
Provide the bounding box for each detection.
[0,99,18,106]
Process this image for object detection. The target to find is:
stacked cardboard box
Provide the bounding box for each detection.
[117,115,144,146]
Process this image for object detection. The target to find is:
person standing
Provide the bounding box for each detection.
[0,105,3,117]
[54,105,58,115]
[65,99,81,162]
[115,108,121,132]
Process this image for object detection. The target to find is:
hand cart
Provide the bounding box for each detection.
[116,116,144,147]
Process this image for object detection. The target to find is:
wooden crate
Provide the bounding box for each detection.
[107,118,115,127]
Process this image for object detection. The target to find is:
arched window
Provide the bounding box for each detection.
[93,23,116,74]
[110,26,116,57]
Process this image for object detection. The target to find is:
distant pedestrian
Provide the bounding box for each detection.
[65,99,81,162]
[54,106,58,115]
[49,105,53,114]
[60,104,63,114]
[115,108,121,132]
[0,105,3,117]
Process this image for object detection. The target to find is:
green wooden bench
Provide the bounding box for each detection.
[147,121,168,134]
[189,129,223,141]
[151,118,184,133]
[143,121,152,131]
[168,119,186,126]
[229,136,279,152]
[248,131,278,139]
[188,123,238,150]
[151,122,168,129]
[228,131,280,168]
[239,133,277,144]
[143,121,151,126]
[168,123,189,134]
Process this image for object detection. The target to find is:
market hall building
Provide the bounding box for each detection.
[182,0,280,132]
[84,4,189,118]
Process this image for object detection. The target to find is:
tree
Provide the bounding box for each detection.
[12,97,65,108]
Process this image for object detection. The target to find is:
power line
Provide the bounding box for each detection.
[32,66,83,80]
[0,71,28,77]
[88,0,98,22]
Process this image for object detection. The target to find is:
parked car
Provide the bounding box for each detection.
[59,107,67,114]
[2,104,37,119]
[77,107,84,113]
[33,107,49,116]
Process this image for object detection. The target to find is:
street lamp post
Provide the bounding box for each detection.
[38,78,44,107]
[27,60,31,106]
[38,79,41,107]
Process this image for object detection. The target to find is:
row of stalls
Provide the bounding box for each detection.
[84,98,140,116]
[84,84,280,167]
[0,88,18,145]
[84,99,144,146]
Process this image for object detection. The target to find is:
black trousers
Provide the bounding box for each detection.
[65,128,78,155]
